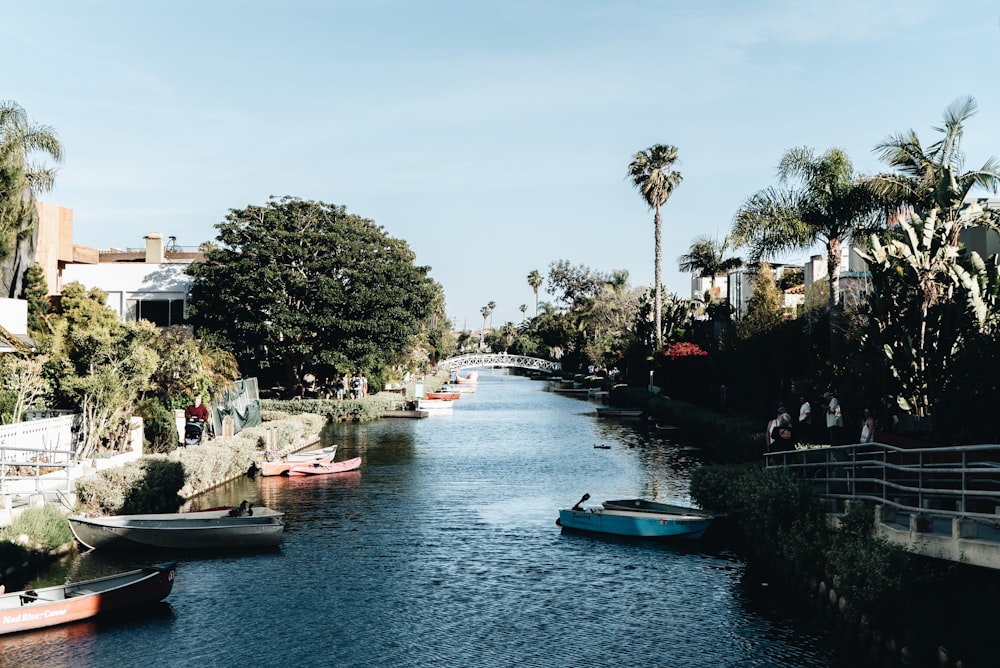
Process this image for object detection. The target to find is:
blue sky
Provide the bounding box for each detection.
[6,1,1000,330]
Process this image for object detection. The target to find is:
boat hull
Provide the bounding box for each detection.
[595,407,643,418]
[0,563,177,635]
[557,500,713,539]
[287,456,362,476]
[258,445,338,476]
[425,392,460,400]
[68,509,285,550]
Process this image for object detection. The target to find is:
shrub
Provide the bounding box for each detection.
[0,504,74,550]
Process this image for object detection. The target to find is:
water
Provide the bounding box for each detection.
[4,372,853,667]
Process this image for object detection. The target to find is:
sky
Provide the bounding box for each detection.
[6,1,1000,331]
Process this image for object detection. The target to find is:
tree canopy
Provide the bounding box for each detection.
[187,197,441,394]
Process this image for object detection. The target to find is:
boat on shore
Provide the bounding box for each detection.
[257,445,338,476]
[68,506,285,550]
[595,406,644,418]
[287,456,362,476]
[0,562,177,635]
[556,495,714,539]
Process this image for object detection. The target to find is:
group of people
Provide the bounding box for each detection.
[765,391,904,452]
[336,373,368,399]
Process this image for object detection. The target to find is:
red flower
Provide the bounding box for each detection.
[663,341,708,360]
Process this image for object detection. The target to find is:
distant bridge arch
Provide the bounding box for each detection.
[438,353,561,373]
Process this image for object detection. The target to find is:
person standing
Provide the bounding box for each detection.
[798,395,813,442]
[860,407,876,443]
[770,413,796,452]
[765,407,784,452]
[823,392,844,446]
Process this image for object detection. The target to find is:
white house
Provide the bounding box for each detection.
[60,233,200,326]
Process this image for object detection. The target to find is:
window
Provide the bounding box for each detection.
[126,299,186,326]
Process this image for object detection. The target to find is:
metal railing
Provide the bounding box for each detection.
[765,442,1000,521]
[0,415,80,500]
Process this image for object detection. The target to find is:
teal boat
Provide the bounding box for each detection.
[557,495,714,539]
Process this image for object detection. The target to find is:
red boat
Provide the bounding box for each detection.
[287,456,362,476]
[425,392,460,401]
[0,562,177,635]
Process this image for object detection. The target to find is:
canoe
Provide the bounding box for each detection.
[67,506,285,550]
[425,392,460,400]
[257,445,338,476]
[557,497,714,539]
[0,562,177,635]
[287,456,362,476]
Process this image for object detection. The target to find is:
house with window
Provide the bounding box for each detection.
[34,202,203,326]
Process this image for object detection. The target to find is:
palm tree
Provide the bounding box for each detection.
[479,305,490,350]
[487,301,496,329]
[867,96,1000,243]
[677,236,743,302]
[519,304,527,321]
[0,100,62,264]
[527,270,543,314]
[732,147,883,318]
[628,144,683,349]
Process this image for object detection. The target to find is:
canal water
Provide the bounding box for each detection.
[6,372,864,667]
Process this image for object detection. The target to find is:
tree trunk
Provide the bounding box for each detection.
[654,206,663,350]
[826,237,842,357]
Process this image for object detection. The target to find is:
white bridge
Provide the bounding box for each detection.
[438,353,561,373]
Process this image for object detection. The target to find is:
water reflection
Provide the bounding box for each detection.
[9,370,860,668]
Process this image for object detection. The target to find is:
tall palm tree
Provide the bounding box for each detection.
[0,100,62,264]
[867,96,1000,239]
[677,236,743,302]
[519,304,527,321]
[487,300,496,329]
[628,144,683,349]
[732,147,883,317]
[479,305,490,350]
[527,270,543,314]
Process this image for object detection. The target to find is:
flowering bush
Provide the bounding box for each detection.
[663,341,708,360]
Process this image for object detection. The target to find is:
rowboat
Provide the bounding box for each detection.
[67,506,285,550]
[557,495,714,539]
[425,392,460,401]
[287,456,362,476]
[454,371,478,384]
[0,562,177,635]
[257,445,338,476]
[595,406,644,418]
[417,398,453,412]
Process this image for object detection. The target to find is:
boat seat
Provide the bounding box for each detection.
[66,589,96,598]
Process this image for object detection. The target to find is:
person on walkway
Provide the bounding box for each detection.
[798,395,813,442]
[770,412,796,452]
[860,406,876,443]
[765,406,784,452]
[881,394,902,434]
[823,392,844,446]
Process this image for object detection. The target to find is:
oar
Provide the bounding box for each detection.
[571,493,590,511]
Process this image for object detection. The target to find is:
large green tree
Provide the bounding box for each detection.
[44,282,159,456]
[628,144,683,350]
[187,197,440,395]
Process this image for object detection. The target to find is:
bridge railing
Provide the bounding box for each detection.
[765,442,1000,521]
[438,353,561,373]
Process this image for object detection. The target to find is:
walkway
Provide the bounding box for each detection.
[766,441,1000,570]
